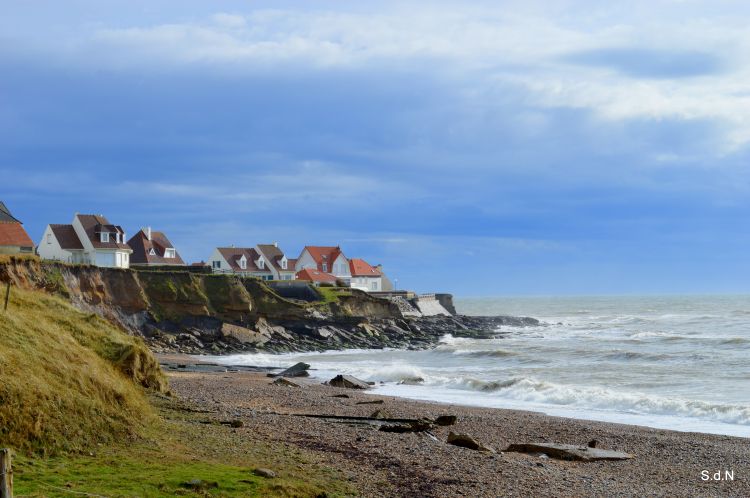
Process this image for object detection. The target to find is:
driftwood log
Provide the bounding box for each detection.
[0,448,12,498]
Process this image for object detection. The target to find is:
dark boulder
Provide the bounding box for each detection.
[328,374,371,389]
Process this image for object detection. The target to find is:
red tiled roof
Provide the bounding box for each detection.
[49,224,84,250]
[0,222,34,248]
[349,258,382,277]
[302,246,345,271]
[295,268,337,283]
[128,229,185,265]
[76,214,131,250]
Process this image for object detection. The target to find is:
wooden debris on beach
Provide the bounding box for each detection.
[355,399,384,405]
[379,419,435,433]
[253,468,276,479]
[447,432,495,453]
[272,377,302,388]
[505,443,634,461]
[327,374,371,389]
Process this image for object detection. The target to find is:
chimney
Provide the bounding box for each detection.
[273,241,278,247]
[146,226,152,241]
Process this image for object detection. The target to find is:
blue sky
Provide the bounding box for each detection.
[2,0,750,295]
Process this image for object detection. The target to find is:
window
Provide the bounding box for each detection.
[212,261,221,269]
[281,258,287,269]
[165,248,176,258]
[371,281,379,290]
[322,263,328,272]
[116,253,122,266]
[148,248,156,256]
[47,233,52,244]
[101,232,109,243]
[239,256,247,270]
[258,258,265,269]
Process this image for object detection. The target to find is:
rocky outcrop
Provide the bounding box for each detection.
[0,258,540,355]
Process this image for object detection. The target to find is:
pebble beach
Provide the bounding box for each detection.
[163,355,749,497]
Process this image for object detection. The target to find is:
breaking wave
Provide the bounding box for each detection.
[441,375,750,426]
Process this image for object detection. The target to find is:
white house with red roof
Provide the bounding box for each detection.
[348,258,383,292]
[38,213,132,268]
[208,243,296,280]
[295,246,351,285]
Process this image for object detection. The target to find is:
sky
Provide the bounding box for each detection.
[2,0,750,296]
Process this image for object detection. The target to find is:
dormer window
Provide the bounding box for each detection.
[281,257,287,270]
[101,232,109,243]
[165,248,176,259]
[322,263,328,272]
[239,255,247,270]
[149,248,156,256]
[258,257,265,269]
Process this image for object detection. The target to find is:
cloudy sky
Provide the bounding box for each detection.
[2,0,749,295]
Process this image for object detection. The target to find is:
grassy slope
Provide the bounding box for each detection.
[0,287,350,497]
[0,287,164,455]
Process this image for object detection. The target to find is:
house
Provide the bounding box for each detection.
[255,243,297,280]
[127,227,185,266]
[295,246,351,285]
[295,268,337,286]
[208,243,296,280]
[0,201,34,255]
[37,213,132,268]
[207,247,274,280]
[348,258,383,292]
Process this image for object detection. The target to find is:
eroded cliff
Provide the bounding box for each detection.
[0,257,538,354]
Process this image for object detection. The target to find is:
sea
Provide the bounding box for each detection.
[207,295,750,438]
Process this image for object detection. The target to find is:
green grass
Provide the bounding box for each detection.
[13,396,352,497]
[1,285,352,497]
[314,287,352,304]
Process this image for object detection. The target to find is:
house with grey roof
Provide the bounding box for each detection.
[38,213,132,268]
[127,227,185,267]
[207,243,296,280]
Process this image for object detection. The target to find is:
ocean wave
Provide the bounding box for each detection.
[720,337,750,346]
[360,364,429,384]
[445,376,750,426]
[602,350,671,361]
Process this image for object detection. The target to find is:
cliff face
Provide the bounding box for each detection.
[0,257,537,354]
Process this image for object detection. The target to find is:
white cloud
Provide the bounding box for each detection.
[13,2,750,150]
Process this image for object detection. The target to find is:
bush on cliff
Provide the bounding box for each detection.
[0,287,168,455]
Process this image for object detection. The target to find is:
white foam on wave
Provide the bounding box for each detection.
[441,375,750,426]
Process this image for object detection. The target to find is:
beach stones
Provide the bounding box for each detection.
[505,443,634,461]
[328,374,371,389]
[447,432,495,452]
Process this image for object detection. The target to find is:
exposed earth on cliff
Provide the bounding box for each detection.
[0,257,539,355]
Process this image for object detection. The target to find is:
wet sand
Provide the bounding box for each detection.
[162,355,748,497]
